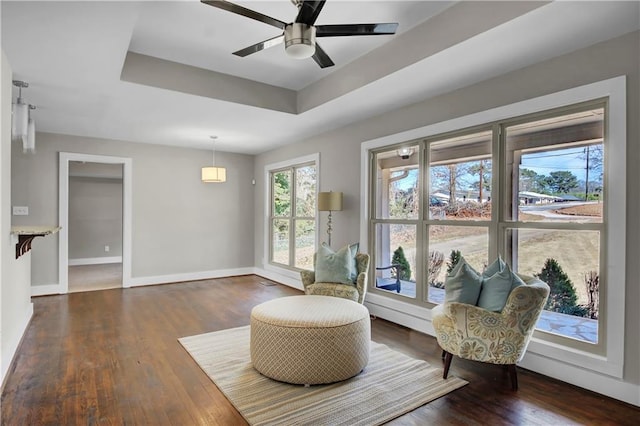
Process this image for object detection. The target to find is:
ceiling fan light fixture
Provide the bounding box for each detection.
[284,23,316,59]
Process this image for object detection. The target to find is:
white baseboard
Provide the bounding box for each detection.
[126,267,255,287]
[31,284,63,296]
[69,256,122,266]
[252,267,303,291]
[1,302,33,387]
[520,350,639,406]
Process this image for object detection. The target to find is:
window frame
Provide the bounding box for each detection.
[264,153,319,277]
[360,76,626,378]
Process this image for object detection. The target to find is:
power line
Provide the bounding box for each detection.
[523,150,586,160]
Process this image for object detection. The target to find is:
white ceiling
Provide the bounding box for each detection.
[2,1,639,155]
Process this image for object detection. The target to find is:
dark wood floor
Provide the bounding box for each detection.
[2,275,638,425]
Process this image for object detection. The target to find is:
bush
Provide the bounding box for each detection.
[583,271,599,319]
[535,258,583,316]
[392,246,411,281]
[447,250,462,274]
[428,251,444,288]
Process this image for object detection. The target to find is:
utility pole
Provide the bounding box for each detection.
[478,160,484,203]
[584,146,590,201]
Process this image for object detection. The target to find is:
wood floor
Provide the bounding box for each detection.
[68,263,123,293]
[2,275,638,425]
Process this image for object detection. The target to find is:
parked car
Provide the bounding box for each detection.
[429,196,446,206]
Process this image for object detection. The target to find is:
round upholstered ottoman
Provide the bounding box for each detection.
[250,295,370,385]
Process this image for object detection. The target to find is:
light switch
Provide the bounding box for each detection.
[13,206,29,215]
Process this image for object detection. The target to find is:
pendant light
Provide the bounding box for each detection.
[202,136,227,183]
[12,80,29,145]
[25,105,36,154]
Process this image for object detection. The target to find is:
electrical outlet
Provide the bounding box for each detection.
[104,245,110,252]
[12,206,29,215]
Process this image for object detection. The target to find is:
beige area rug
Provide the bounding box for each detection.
[179,326,467,426]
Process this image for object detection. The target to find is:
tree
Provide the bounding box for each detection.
[579,144,604,201]
[428,251,445,287]
[535,258,586,316]
[446,250,462,274]
[544,171,579,194]
[431,164,470,208]
[388,169,418,219]
[519,168,547,193]
[583,271,599,320]
[468,160,492,202]
[273,171,291,216]
[392,246,411,281]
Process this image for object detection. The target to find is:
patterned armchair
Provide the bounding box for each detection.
[431,274,549,390]
[300,253,370,304]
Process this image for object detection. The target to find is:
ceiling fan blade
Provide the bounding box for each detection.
[312,43,334,68]
[232,34,285,57]
[295,0,326,26]
[201,0,286,30]
[316,23,399,37]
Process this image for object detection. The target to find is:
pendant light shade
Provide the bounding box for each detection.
[12,101,28,144]
[201,166,226,183]
[202,136,226,183]
[25,117,36,154]
[12,81,36,154]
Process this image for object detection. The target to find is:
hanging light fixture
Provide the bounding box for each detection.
[12,80,29,145]
[201,136,227,183]
[25,105,36,154]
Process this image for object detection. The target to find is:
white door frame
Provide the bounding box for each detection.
[58,152,133,292]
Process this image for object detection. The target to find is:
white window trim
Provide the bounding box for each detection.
[360,76,626,380]
[263,153,320,281]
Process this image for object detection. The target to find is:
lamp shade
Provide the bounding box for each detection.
[25,118,35,153]
[202,166,227,183]
[318,191,343,211]
[12,101,28,143]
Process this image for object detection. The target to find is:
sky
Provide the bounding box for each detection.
[520,146,597,183]
[393,144,602,192]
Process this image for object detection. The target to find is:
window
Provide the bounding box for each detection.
[371,144,420,299]
[370,103,608,346]
[503,106,605,345]
[269,161,317,270]
[363,77,626,379]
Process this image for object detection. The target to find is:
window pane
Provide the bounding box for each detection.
[427,225,489,304]
[374,223,417,299]
[374,146,419,219]
[507,228,600,343]
[272,170,291,217]
[271,219,290,265]
[294,219,314,270]
[429,130,492,221]
[506,108,604,224]
[295,165,316,217]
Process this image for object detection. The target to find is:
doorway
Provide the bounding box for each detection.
[59,153,132,293]
[67,161,123,292]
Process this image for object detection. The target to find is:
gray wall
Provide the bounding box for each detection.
[69,175,123,260]
[253,32,640,388]
[11,132,255,284]
[1,49,33,382]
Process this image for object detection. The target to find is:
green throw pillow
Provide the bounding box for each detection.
[348,243,359,282]
[444,256,482,305]
[315,244,356,285]
[483,256,506,278]
[478,262,521,312]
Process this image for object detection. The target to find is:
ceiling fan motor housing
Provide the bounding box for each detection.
[284,23,316,59]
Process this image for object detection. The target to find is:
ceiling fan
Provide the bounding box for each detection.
[201,0,399,68]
